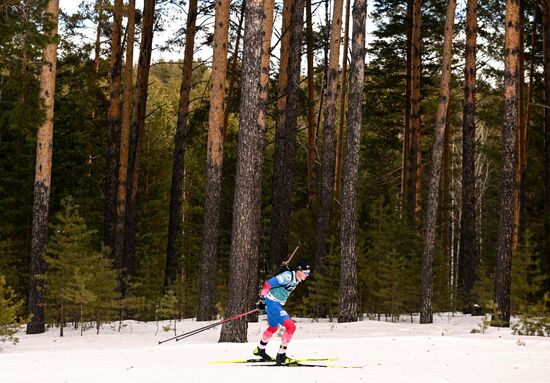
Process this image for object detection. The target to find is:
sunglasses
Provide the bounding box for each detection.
[302,270,311,275]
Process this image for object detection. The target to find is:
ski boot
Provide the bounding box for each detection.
[275,353,297,366]
[253,347,273,361]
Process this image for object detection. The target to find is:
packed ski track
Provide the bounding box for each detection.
[1,313,550,382]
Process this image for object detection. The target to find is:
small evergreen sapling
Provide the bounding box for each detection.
[158,289,179,335]
[45,197,119,336]
[0,276,26,348]
[512,293,550,337]
[471,299,502,333]
[511,231,544,314]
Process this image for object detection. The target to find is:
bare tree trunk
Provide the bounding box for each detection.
[223,0,245,133]
[125,0,156,277]
[94,0,105,73]
[407,0,422,225]
[402,0,413,214]
[306,0,317,207]
[543,0,550,287]
[335,0,351,198]
[251,0,276,303]
[513,0,526,251]
[520,0,538,246]
[27,0,59,335]
[105,0,124,268]
[315,0,344,273]
[420,0,456,324]
[458,0,477,310]
[249,0,277,310]
[219,0,264,342]
[416,135,423,222]
[196,0,230,321]
[441,102,450,275]
[114,0,136,291]
[338,0,366,324]
[494,0,520,327]
[266,0,292,271]
[165,0,198,288]
[268,0,305,269]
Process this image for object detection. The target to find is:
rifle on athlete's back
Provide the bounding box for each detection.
[276,245,300,274]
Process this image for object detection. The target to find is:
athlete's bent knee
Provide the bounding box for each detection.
[283,319,296,335]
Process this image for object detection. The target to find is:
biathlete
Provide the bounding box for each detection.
[253,259,311,365]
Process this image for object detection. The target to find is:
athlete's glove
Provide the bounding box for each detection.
[256,296,266,311]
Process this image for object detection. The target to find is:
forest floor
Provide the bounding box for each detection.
[1,312,549,382]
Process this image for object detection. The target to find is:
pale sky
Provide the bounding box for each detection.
[58,0,375,66]
[59,0,185,63]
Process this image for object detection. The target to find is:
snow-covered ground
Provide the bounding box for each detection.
[1,313,549,382]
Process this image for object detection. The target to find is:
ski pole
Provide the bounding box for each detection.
[158,308,259,345]
[174,308,259,343]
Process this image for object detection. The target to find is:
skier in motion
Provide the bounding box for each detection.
[253,259,311,365]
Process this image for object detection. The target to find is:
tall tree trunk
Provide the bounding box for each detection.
[513,0,526,251]
[407,0,422,225]
[494,0,520,327]
[420,0,456,324]
[520,0,538,246]
[440,101,450,274]
[543,0,550,287]
[125,0,156,277]
[165,0,198,288]
[27,0,59,335]
[250,0,276,314]
[105,0,123,268]
[415,136,423,222]
[219,0,264,343]
[223,0,245,133]
[115,0,136,287]
[338,0,366,324]
[266,0,291,269]
[196,0,230,321]
[306,0,317,207]
[94,0,105,73]
[268,0,305,269]
[458,0,477,310]
[314,0,344,273]
[402,0,413,214]
[335,0,351,198]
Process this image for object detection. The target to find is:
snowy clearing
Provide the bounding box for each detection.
[1,313,549,382]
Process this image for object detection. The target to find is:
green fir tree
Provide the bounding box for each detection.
[45,197,119,336]
[0,276,26,347]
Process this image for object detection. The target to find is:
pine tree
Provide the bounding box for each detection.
[28,0,60,335]
[268,0,305,269]
[125,0,157,277]
[420,0,457,324]
[458,0,478,310]
[219,0,265,342]
[364,199,421,320]
[511,231,544,314]
[494,0,521,327]
[104,0,123,261]
[166,0,199,287]
[197,0,231,321]
[158,288,179,335]
[0,276,25,347]
[338,0,367,324]
[308,246,341,319]
[45,197,91,336]
[543,0,550,291]
[115,0,137,291]
[315,0,345,274]
[46,197,118,336]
